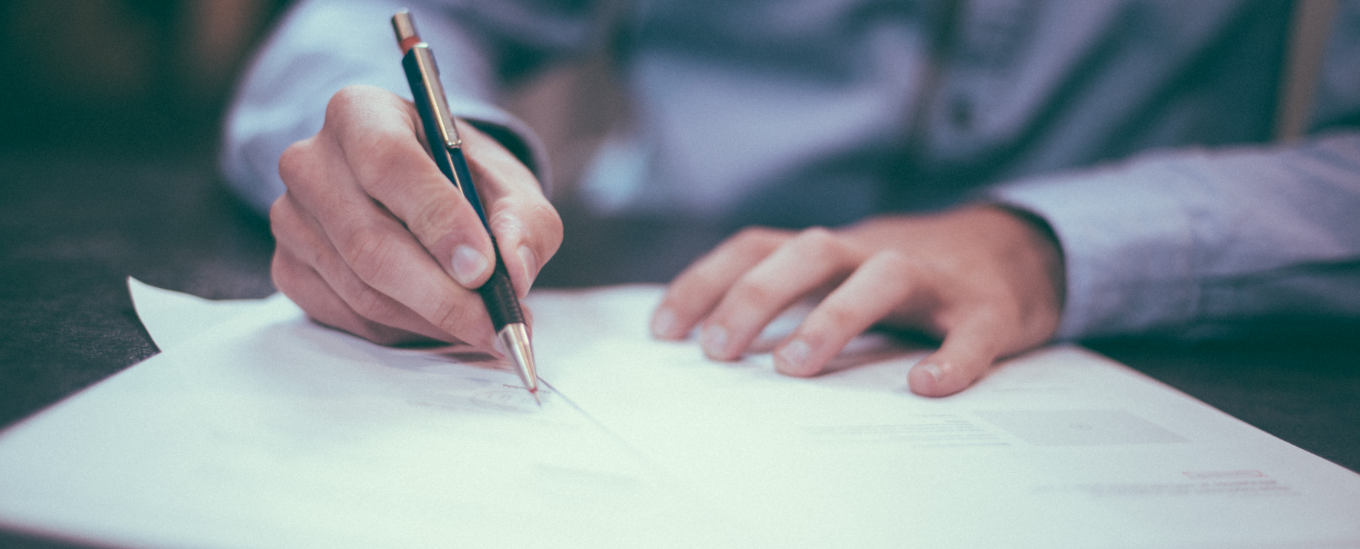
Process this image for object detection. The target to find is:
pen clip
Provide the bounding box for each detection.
[392,11,463,150]
[410,47,463,150]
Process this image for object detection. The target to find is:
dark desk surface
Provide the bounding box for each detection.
[1,153,1357,548]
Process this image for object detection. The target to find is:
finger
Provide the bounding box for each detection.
[650,227,789,341]
[485,197,561,300]
[698,227,861,361]
[273,246,441,346]
[486,201,561,300]
[322,86,498,289]
[773,251,922,377]
[908,313,1007,397]
[270,193,456,343]
[290,135,497,349]
[462,123,562,299]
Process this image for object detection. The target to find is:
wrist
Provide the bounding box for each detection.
[983,204,1067,318]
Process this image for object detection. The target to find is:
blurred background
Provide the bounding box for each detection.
[0,0,618,187]
[0,3,296,500]
[0,0,289,157]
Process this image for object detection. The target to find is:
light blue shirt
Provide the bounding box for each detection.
[222,0,1360,340]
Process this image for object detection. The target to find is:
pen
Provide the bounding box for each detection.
[391,10,540,402]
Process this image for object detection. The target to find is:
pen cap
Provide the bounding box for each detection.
[392,10,418,46]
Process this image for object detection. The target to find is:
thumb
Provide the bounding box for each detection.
[907,316,1004,397]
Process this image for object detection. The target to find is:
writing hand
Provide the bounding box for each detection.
[270,85,562,348]
[649,206,1064,396]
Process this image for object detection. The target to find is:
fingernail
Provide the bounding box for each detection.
[651,307,677,339]
[918,362,944,384]
[451,245,489,286]
[517,245,538,296]
[701,325,729,358]
[776,338,810,374]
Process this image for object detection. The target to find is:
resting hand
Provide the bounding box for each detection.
[649,206,1064,397]
[270,85,562,348]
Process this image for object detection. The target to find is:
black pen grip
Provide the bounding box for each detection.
[479,253,524,331]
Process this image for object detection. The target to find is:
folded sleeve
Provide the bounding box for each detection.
[991,132,1360,340]
[219,0,594,213]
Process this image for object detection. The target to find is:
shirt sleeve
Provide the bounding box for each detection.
[991,131,1360,340]
[219,0,595,214]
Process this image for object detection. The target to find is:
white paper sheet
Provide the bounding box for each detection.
[0,282,1356,548]
[0,281,720,549]
[529,288,1360,548]
[128,277,293,352]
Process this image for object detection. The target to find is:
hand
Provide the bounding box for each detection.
[270,85,562,349]
[649,206,1065,397]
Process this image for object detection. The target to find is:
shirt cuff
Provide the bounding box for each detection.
[987,157,1206,340]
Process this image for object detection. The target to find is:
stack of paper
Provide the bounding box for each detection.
[0,280,1355,548]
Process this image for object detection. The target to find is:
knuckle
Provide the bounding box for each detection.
[347,285,398,323]
[323,92,361,139]
[488,205,526,239]
[269,250,301,295]
[363,131,417,183]
[727,279,776,310]
[268,193,306,230]
[797,225,835,241]
[872,250,916,277]
[268,199,321,262]
[428,294,477,337]
[706,226,785,265]
[680,266,732,299]
[731,226,782,250]
[267,194,293,233]
[790,226,839,256]
[530,201,564,251]
[730,226,766,242]
[812,303,859,333]
[340,225,400,285]
[406,195,463,242]
[487,199,563,253]
[277,141,314,188]
[806,290,860,332]
[325,85,374,121]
